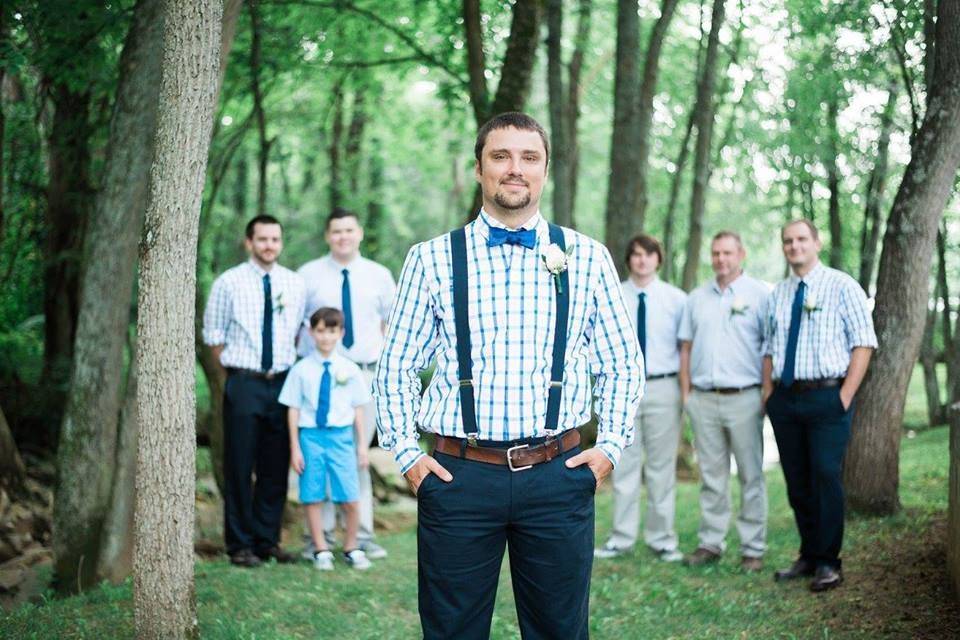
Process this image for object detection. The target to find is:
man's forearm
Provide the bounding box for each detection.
[210,344,226,379]
[842,347,873,397]
[679,342,692,398]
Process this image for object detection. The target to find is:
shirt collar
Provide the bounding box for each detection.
[310,350,337,366]
[711,271,745,295]
[788,261,825,287]
[627,275,660,294]
[324,253,361,272]
[475,209,547,244]
[247,259,272,277]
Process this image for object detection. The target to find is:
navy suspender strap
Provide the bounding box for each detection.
[448,223,571,439]
[449,227,479,438]
[545,223,569,431]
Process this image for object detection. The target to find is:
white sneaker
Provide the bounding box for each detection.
[313,550,334,571]
[343,549,371,570]
[594,541,632,559]
[360,540,388,560]
[656,548,684,563]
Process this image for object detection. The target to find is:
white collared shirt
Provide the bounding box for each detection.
[375,210,644,472]
[202,260,306,373]
[679,273,770,388]
[296,254,396,364]
[761,262,878,380]
[278,351,372,428]
[622,276,686,376]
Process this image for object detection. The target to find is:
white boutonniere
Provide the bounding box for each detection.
[803,292,821,314]
[730,296,749,317]
[274,291,285,315]
[334,370,352,386]
[541,243,571,294]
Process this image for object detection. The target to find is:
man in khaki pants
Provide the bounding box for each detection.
[679,231,769,571]
[595,234,686,562]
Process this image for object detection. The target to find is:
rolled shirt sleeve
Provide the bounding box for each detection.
[202,277,229,346]
[588,246,644,467]
[374,244,441,473]
[840,279,879,350]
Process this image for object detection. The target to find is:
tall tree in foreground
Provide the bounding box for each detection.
[134,0,220,637]
[843,0,960,515]
[604,0,641,279]
[53,0,164,593]
[680,0,726,291]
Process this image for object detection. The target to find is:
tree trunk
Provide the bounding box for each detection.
[365,137,385,259]
[345,85,367,200]
[42,83,92,395]
[462,0,489,126]
[53,0,164,594]
[565,0,592,227]
[248,0,270,217]
[546,0,570,226]
[858,82,897,292]
[0,404,26,496]
[661,107,695,283]
[825,95,843,269]
[133,1,220,637]
[97,349,139,582]
[329,80,345,211]
[844,0,960,515]
[680,0,726,291]
[920,277,945,426]
[633,0,681,228]
[604,0,641,279]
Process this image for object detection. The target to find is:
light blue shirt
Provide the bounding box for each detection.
[622,277,686,376]
[278,352,372,428]
[679,273,770,388]
[761,262,878,380]
[375,210,644,473]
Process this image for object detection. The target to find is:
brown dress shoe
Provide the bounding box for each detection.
[809,566,843,592]
[683,546,722,566]
[255,546,297,564]
[773,558,815,582]
[740,556,764,572]
[229,549,263,568]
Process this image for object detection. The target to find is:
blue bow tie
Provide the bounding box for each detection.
[487,226,536,249]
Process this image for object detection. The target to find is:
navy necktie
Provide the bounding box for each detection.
[261,274,273,372]
[487,226,536,249]
[637,292,647,374]
[780,281,806,387]
[316,362,331,427]
[341,268,354,349]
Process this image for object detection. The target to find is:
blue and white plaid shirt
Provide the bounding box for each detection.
[374,210,644,473]
[203,260,306,373]
[761,262,877,380]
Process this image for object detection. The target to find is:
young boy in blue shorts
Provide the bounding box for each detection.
[279,307,372,570]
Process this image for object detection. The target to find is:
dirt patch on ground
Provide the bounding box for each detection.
[813,512,960,638]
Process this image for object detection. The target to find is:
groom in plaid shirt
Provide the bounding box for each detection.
[375,112,644,639]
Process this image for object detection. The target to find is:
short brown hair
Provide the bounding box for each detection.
[781,219,820,241]
[712,230,743,248]
[309,307,344,329]
[625,234,663,267]
[474,112,550,168]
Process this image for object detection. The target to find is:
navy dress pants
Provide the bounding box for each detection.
[417,441,596,640]
[222,371,290,555]
[766,385,854,569]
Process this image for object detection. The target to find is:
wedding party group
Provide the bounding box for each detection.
[203,112,876,639]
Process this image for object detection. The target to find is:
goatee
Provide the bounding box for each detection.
[494,191,531,210]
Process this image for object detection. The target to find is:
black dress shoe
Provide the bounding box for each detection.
[255,546,297,564]
[773,558,815,582]
[809,566,843,592]
[229,549,263,568]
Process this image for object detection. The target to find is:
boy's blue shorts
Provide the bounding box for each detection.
[298,426,359,504]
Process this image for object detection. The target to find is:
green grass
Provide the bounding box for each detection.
[1,423,951,639]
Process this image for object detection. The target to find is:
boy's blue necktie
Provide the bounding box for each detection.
[261,274,273,372]
[780,281,806,387]
[341,269,354,349]
[316,362,331,427]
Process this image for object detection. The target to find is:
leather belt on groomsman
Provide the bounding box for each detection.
[780,378,844,393]
[646,372,678,381]
[226,367,288,381]
[434,430,581,472]
[694,384,761,395]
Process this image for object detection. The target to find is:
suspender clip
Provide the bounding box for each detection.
[549,380,562,388]
[466,432,478,447]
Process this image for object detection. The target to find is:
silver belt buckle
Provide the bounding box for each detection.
[506,444,532,472]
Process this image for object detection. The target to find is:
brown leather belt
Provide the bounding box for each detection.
[434,430,581,471]
[694,384,761,395]
[783,378,843,393]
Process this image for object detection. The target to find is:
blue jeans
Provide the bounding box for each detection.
[766,385,854,569]
[416,442,596,639]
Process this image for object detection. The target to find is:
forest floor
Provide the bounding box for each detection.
[0,424,956,639]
